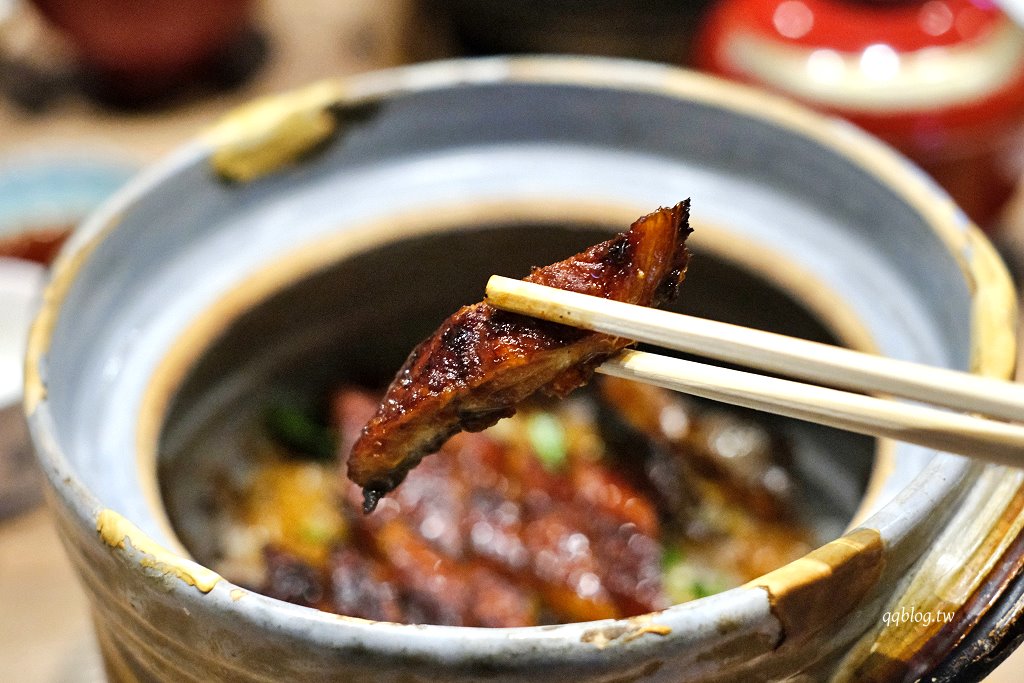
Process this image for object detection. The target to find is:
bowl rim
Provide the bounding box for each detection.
[25,55,1019,666]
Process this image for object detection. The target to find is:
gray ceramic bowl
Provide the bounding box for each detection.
[27,57,1021,681]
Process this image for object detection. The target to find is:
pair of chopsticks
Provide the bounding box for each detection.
[485,275,1024,467]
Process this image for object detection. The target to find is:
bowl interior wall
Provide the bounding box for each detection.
[157,222,874,562]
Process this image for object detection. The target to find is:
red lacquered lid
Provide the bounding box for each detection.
[695,0,1024,145]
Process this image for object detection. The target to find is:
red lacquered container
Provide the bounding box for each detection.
[696,0,1024,229]
[30,0,254,102]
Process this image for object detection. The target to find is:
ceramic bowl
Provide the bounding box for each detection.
[27,57,1021,681]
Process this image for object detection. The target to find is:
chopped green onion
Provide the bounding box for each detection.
[661,545,684,571]
[691,580,717,600]
[662,547,730,603]
[265,400,336,461]
[526,412,568,471]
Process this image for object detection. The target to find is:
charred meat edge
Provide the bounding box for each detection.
[348,201,692,512]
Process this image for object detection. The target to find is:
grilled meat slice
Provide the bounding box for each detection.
[348,201,692,511]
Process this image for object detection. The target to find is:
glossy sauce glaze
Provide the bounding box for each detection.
[214,377,814,627]
[348,201,692,510]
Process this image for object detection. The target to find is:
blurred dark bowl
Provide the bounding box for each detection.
[432,0,713,63]
[30,0,255,100]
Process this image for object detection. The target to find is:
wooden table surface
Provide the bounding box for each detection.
[3,1,1024,680]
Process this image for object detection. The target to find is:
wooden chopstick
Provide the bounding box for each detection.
[486,276,1024,421]
[601,350,1024,466]
[485,275,1024,465]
